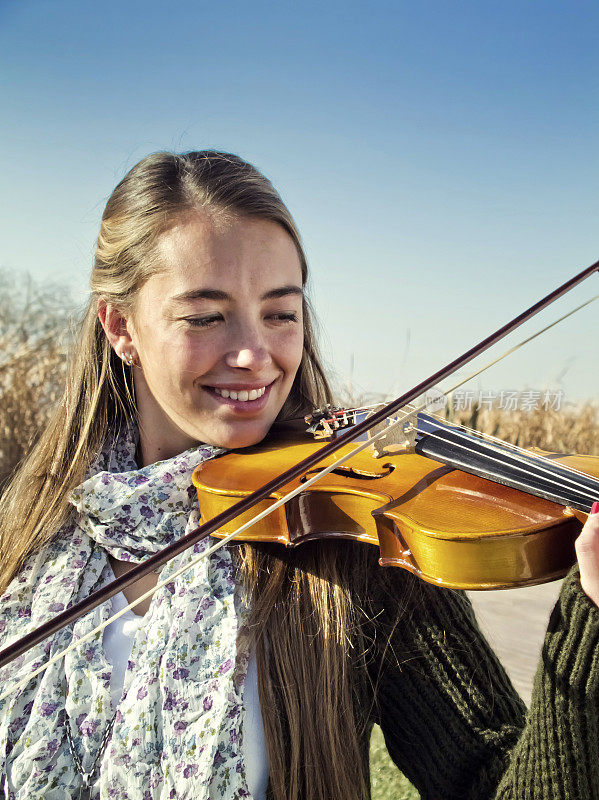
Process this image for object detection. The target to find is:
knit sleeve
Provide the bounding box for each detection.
[366,565,599,800]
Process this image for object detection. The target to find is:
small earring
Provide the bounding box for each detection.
[121,352,135,367]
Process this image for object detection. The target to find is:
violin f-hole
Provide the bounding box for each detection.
[299,463,396,483]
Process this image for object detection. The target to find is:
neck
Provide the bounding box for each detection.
[134,374,200,466]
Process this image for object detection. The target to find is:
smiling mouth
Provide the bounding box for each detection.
[210,386,267,402]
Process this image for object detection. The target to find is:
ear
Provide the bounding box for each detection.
[97,298,137,363]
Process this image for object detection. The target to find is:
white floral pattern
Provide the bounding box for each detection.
[0,426,254,799]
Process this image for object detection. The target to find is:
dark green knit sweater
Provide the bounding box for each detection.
[363,564,599,799]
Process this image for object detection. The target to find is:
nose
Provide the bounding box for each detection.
[224,321,272,371]
[226,346,271,370]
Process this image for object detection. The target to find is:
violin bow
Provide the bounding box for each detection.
[1,257,598,671]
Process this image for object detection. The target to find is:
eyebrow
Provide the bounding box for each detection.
[169,285,304,304]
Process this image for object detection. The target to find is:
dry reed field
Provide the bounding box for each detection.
[448,402,599,457]
[0,272,73,493]
[1,274,598,799]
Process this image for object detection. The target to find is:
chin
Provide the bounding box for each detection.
[209,422,272,450]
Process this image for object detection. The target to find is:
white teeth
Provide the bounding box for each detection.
[213,386,266,401]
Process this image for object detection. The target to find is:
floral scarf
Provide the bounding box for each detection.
[0,425,254,799]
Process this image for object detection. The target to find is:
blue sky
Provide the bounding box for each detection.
[1,0,597,405]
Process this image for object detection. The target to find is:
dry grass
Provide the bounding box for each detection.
[0,272,73,491]
[447,403,599,455]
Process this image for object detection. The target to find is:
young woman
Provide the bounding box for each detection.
[0,151,598,800]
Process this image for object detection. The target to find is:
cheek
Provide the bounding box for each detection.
[173,337,217,383]
[135,326,212,385]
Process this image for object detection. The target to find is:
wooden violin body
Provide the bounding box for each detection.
[193,437,599,591]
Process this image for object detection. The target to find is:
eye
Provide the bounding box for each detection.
[268,312,300,324]
[183,314,223,328]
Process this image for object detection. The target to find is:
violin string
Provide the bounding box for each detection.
[354,398,599,502]
[373,391,599,506]
[385,392,599,501]
[409,424,599,503]
[414,408,599,494]
[395,405,599,500]
[3,293,597,701]
[346,404,599,504]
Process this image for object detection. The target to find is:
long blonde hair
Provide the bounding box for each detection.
[0,151,372,800]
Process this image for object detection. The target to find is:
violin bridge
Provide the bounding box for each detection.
[367,415,417,458]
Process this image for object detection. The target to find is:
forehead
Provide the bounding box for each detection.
[149,212,303,297]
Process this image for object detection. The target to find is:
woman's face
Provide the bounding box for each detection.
[120,212,305,463]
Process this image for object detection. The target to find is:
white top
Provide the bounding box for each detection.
[103,580,269,799]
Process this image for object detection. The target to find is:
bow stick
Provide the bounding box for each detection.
[1,257,598,670]
[3,316,599,706]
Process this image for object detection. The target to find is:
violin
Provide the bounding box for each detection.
[193,409,599,591]
[1,257,598,672]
